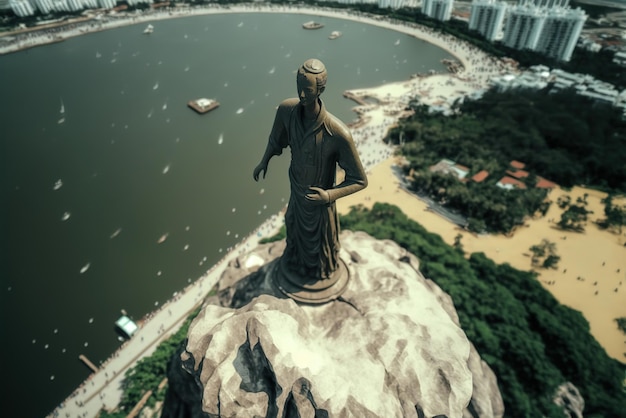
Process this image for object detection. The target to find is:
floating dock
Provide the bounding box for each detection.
[188,98,220,114]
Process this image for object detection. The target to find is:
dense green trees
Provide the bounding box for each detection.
[597,195,626,234]
[341,203,626,417]
[387,88,626,232]
[529,239,560,269]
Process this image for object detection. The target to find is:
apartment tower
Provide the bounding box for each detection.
[469,0,508,41]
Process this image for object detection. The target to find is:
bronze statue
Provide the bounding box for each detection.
[253,58,367,303]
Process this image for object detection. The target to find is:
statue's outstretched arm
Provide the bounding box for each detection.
[253,103,290,181]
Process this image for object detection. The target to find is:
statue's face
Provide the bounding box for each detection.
[297,73,319,107]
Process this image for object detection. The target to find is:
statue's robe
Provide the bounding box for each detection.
[265,98,367,278]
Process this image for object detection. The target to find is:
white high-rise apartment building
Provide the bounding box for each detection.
[66,0,83,12]
[522,0,569,8]
[98,0,116,8]
[422,0,454,21]
[10,0,35,16]
[535,7,587,61]
[469,0,508,41]
[32,0,54,14]
[502,4,546,50]
[83,0,99,9]
[126,0,152,7]
[378,0,417,9]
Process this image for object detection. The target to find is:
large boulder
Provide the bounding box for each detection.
[162,230,504,418]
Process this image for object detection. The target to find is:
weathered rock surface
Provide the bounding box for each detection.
[162,231,504,418]
[553,382,585,418]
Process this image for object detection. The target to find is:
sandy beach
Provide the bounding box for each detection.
[39,4,623,418]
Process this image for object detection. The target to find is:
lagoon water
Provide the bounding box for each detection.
[0,12,452,417]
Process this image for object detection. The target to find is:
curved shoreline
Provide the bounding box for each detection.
[1,4,475,71]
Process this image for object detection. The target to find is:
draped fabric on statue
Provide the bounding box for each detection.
[266,98,366,279]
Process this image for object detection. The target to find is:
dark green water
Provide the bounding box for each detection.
[0,12,452,417]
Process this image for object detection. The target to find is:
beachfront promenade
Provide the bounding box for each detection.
[48,212,284,418]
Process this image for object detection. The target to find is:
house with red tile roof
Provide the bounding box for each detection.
[496,176,527,190]
[535,176,558,189]
[510,160,526,170]
[471,170,489,183]
[506,169,530,179]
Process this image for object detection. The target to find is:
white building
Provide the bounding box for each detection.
[522,0,570,8]
[535,7,587,61]
[32,0,54,14]
[422,0,454,22]
[66,0,83,12]
[469,0,508,41]
[83,0,99,9]
[98,0,117,9]
[502,4,546,50]
[378,0,419,8]
[613,51,626,67]
[126,0,152,7]
[9,0,35,16]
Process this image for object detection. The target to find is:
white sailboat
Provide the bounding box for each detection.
[60,98,65,114]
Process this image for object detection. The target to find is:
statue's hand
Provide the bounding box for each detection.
[305,187,330,205]
[253,162,268,181]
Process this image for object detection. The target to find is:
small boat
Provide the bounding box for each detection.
[218,133,224,145]
[188,98,220,114]
[53,179,63,190]
[61,212,71,221]
[110,228,122,239]
[302,21,324,30]
[96,51,101,58]
[153,82,159,90]
[329,31,342,40]
[157,233,169,244]
[80,262,90,274]
[60,98,65,114]
[143,24,154,34]
[394,39,401,46]
[115,315,138,339]
[57,117,65,124]
[236,108,244,114]
[163,164,170,174]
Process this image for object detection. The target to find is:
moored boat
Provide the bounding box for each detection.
[188,98,220,114]
[329,31,342,40]
[302,21,324,30]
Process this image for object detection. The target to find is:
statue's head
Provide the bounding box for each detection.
[297,59,327,105]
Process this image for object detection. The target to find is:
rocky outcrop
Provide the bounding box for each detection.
[553,382,585,418]
[162,231,504,418]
